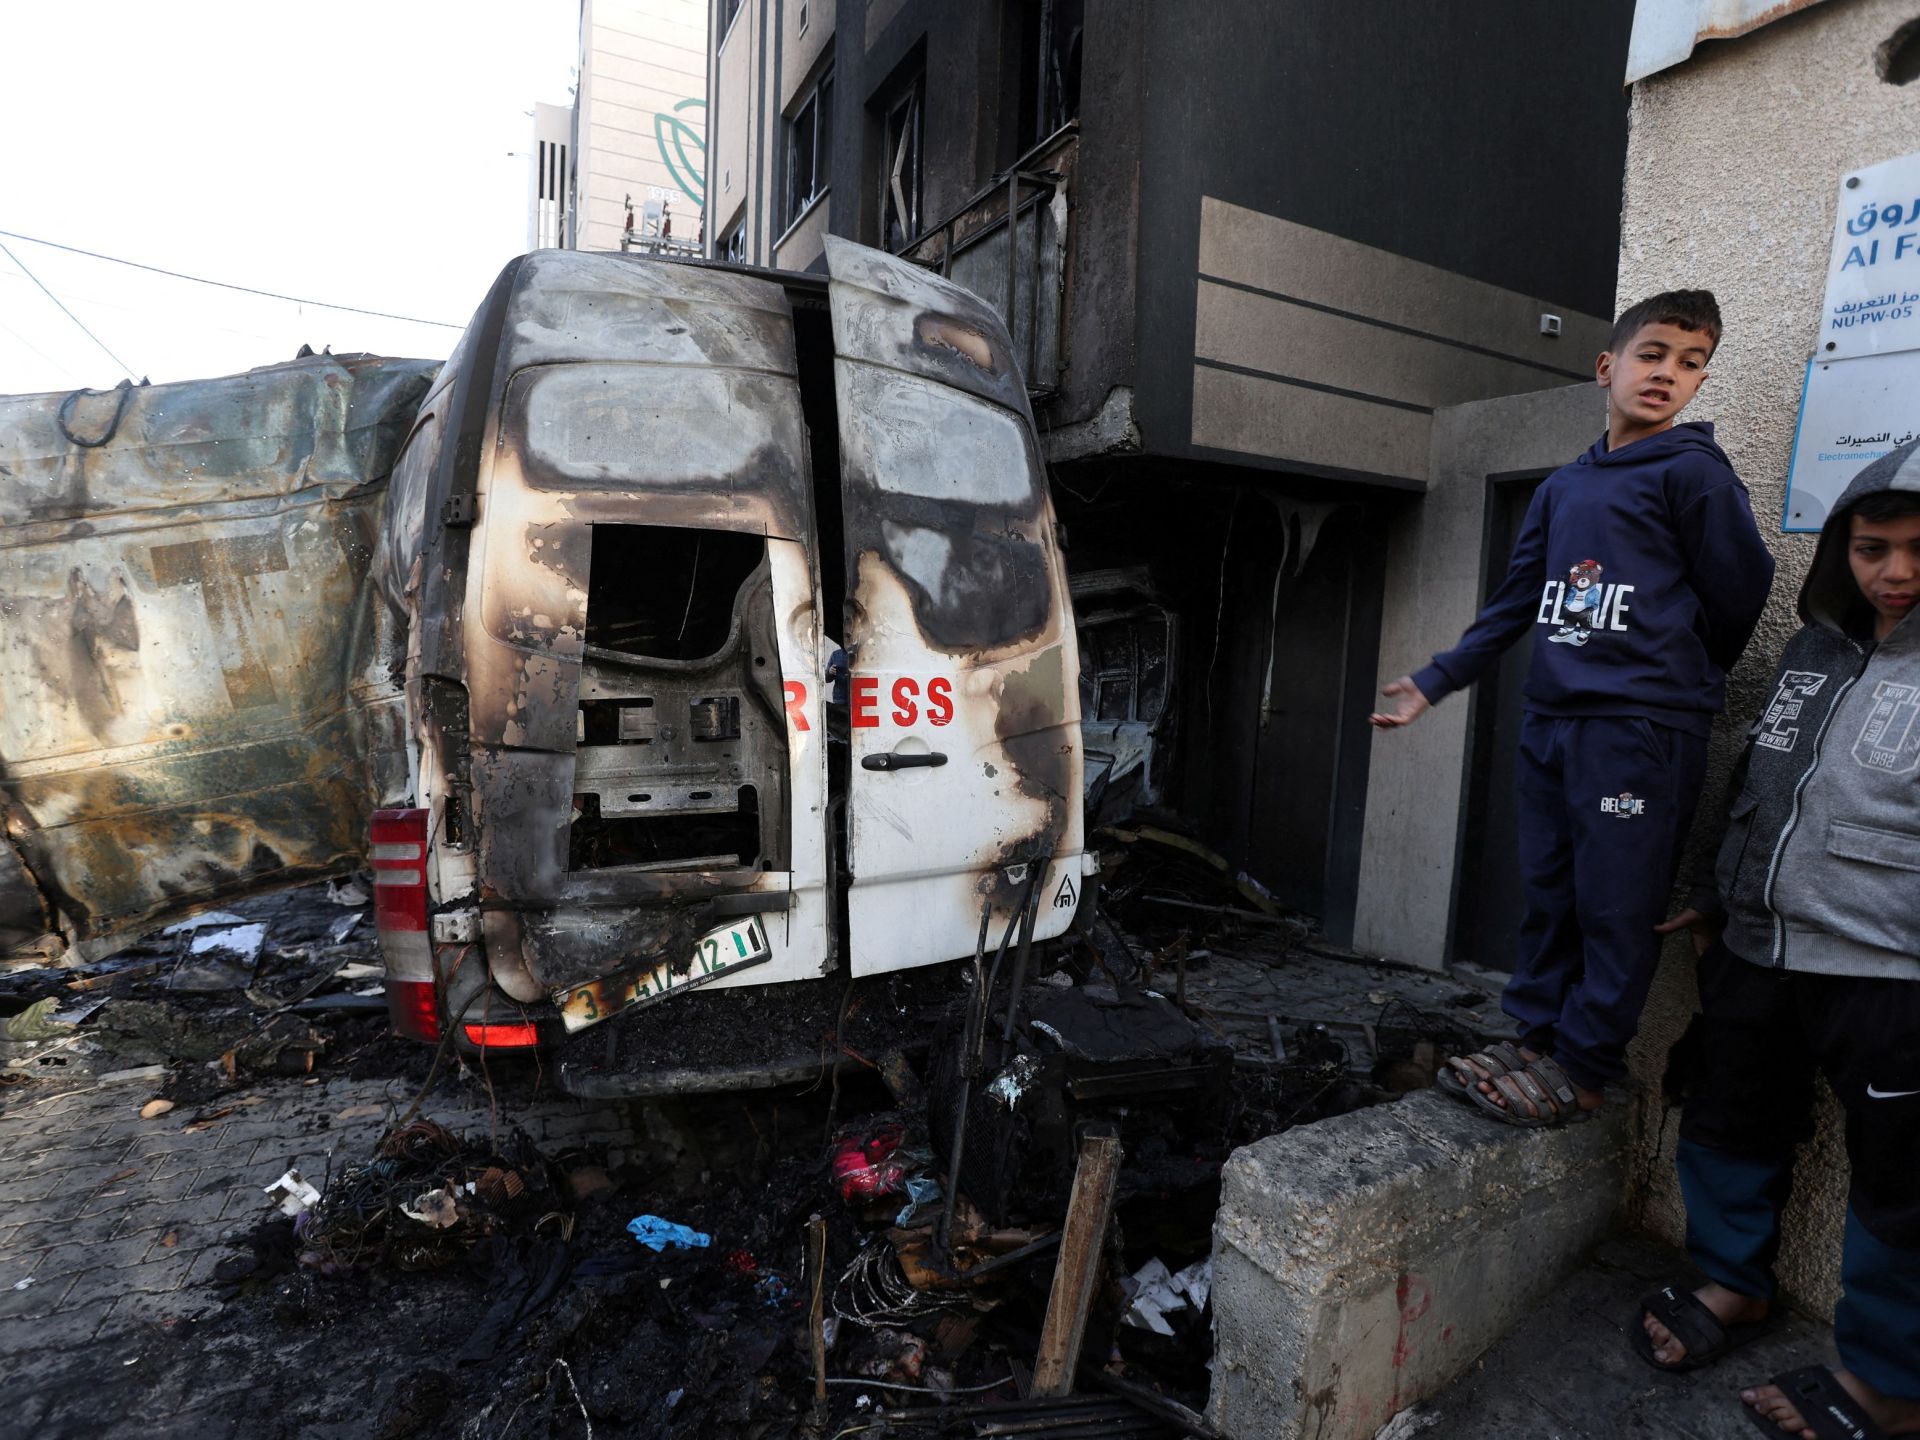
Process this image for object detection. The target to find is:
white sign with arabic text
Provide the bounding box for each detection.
[1819,150,1920,359]
[1783,351,1920,532]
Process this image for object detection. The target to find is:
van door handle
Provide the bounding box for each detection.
[862,751,948,771]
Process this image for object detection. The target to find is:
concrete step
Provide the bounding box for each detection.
[1208,1086,1630,1439]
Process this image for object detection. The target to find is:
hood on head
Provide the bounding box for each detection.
[1577,419,1728,468]
[1801,437,1920,632]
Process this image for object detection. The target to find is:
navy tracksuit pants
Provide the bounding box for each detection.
[1506,713,1707,1092]
[1676,943,1920,1398]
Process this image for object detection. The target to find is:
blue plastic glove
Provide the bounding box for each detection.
[627,1215,712,1252]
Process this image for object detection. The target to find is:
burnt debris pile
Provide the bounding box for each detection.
[295,1119,568,1277]
[1090,820,1499,1115]
[0,859,1504,1437]
[0,877,416,1099]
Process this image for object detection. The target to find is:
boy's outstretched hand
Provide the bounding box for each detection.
[1655,907,1724,956]
[1369,676,1430,729]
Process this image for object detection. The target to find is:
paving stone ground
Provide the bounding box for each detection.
[1,950,1833,1439]
[0,1066,640,1437]
[1417,1233,1839,1440]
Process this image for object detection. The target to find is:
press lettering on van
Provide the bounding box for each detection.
[843,674,955,730]
[782,680,811,732]
[891,677,920,726]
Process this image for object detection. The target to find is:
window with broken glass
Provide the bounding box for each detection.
[878,74,924,252]
[784,70,833,230]
[720,217,748,264]
[1004,0,1083,158]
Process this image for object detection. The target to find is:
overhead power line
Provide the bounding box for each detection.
[0,312,83,384]
[0,228,465,330]
[0,239,136,376]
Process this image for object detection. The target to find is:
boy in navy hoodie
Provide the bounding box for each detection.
[1370,290,1774,1124]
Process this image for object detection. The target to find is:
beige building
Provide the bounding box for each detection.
[1365,0,1920,1321]
[1614,0,1920,1318]
[567,0,709,252]
[704,0,836,268]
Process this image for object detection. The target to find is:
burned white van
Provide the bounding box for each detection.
[0,240,1088,1092]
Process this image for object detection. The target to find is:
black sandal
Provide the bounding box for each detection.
[1743,1365,1888,1440]
[1628,1283,1773,1373]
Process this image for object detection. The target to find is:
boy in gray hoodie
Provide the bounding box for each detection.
[1637,441,1920,1437]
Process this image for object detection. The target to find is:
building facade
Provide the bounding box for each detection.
[533,0,710,254]
[1615,0,1920,1320]
[1372,0,1920,1321]
[530,101,576,250]
[705,0,1635,948]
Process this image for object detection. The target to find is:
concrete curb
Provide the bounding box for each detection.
[1207,1088,1630,1439]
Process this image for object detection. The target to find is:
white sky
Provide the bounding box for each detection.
[0,1,581,396]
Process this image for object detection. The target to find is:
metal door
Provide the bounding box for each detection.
[824,236,1085,974]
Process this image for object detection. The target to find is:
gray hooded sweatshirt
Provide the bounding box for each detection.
[1707,440,1920,981]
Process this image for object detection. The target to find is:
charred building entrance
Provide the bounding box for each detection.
[1051,465,1389,945]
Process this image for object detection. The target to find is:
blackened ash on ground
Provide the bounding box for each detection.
[4,848,1506,1440]
[28,1073,1086,1440]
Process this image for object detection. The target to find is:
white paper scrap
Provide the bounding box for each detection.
[263,1168,323,1218]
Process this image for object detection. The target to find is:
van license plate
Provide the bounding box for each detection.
[554,919,773,1033]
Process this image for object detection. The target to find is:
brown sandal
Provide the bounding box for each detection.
[1437,1041,1526,1102]
[1464,1054,1592,1127]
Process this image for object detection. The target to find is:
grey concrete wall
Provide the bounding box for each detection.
[1353,382,1605,968]
[1185,200,1606,485]
[1616,0,1920,1320]
[1210,1089,1629,1440]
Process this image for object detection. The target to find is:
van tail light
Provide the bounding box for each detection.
[389,980,441,1044]
[463,1021,540,1049]
[371,808,437,1043]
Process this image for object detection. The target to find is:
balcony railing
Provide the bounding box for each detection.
[897,124,1077,399]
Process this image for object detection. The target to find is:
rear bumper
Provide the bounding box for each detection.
[392,942,972,1097]
[550,964,964,1097]
[557,1054,862,1098]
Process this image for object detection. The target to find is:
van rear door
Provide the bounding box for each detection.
[823,237,1084,974]
[452,252,831,1001]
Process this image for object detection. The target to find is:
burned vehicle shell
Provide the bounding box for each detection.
[823,235,1084,972]
[387,252,831,1007]
[0,356,435,958]
[0,241,1085,1089]
[389,242,1086,1058]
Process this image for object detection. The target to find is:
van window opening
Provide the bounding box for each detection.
[571,523,789,875]
[585,526,765,661]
